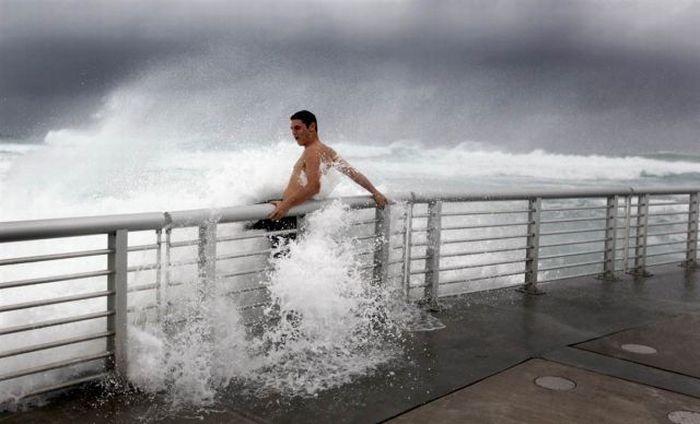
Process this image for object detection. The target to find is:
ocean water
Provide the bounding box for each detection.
[2,135,700,222]
[1,133,700,410]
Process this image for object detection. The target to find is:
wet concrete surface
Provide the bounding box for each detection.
[576,313,700,378]
[2,264,699,423]
[387,359,700,424]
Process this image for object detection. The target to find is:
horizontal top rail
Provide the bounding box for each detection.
[2,187,699,243]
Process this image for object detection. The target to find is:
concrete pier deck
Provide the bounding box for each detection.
[2,263,699,423]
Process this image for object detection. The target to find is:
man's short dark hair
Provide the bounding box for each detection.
[290,110,317,131]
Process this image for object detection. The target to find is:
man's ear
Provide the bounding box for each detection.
[310,122,317,132]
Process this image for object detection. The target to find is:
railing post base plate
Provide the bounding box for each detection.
[595,272,621,282]
[516,284,545,295]
[680,260,697,270]
[417,296,443,313]
[627,269,653,278]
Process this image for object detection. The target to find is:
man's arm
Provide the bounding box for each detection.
[269,150,322,220]
[334,157,387,208]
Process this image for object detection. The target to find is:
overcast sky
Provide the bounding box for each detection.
[1,0,699,154]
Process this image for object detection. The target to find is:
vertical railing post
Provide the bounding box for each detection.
[155,229,163,320]
[683,192,699,269]
[373,205,392,285]
[598,195,620,281]
[622,195,632,273]
[401,201,414,301]
[519,198,543,294]
[107,229,128,377]
[163,227,172,310]
[631,193,652,277]
[420,200,442,311]
[197,222,217,303]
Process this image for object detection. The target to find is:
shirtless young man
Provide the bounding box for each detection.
[268,110,388,220]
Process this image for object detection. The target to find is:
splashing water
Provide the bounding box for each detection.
[123,201,419,406]
[244,201,403,396]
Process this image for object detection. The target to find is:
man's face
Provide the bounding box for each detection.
[290,119,315,146]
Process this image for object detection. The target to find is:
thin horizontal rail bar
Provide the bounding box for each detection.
[648,212,691,217]
[351,219,378,225]
[440,222,531,231]
[540,228,606,236]
[127,263,159,272]
[0,290,114,313]
[616,240,686,250]
[216,228,297,242]
[438,258,525,272]
[409,255,429,261]
[355,234,380,241]
[416,210,530,218]
[647,230,691,237]
[0,249,113,266]
[127,304,157,313]
[539,249,603,261]
[127,243,158,252]
[645,251,686,258]
[169,239,199,248]
[0,331,114,360]
[127,283,158,293]
[19,372,110,400]
[0,269,112,290]
[226,285,267,295]
[541,206,607,212]
[241,302,268,310]
[0,351,112,382]
[642,221,689,228]
[0,310,114,336]
[440,246,526,258]
[648,259,685,267]
[539,238,607,248]
[217,249,271,261]
[169,258,199,267]
[541,217,607,224]
[439,234,526,245]
[539,260,603,272]
[219,267,267,279]
[539,270,600,283]
[649,202,689,206]
[440,270,525,287]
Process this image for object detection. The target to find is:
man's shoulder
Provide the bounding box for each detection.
[303,143,324,157]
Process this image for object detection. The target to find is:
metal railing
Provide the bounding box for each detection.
[1,187,698,405]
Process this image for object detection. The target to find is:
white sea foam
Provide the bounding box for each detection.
[107,202,408,406]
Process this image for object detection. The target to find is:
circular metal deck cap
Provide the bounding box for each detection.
[534,376,576,391]
[620,343,658,354]
[668,410,700,424]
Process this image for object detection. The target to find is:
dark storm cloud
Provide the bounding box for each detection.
[1,0,700,153]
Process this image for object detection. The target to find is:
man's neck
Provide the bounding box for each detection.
[304,137,321,148]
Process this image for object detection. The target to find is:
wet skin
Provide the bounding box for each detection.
[268,119,387,220]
